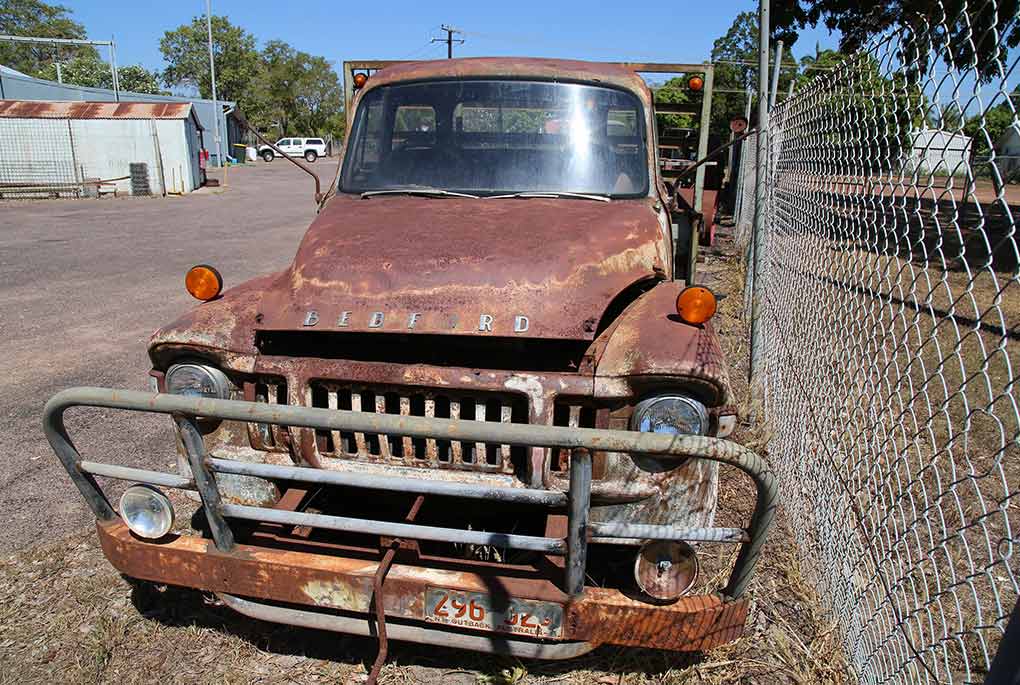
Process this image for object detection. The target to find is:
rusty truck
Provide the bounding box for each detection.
[45,58,774,664]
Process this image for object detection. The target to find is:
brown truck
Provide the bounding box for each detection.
[45,58,775,662]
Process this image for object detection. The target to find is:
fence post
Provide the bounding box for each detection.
[769,40,783,110]
[748,0,769,387]
[985,598,1020,685]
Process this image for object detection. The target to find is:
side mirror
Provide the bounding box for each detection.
[235,112,324,204]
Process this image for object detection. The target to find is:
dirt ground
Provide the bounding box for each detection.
[0,165,852,683]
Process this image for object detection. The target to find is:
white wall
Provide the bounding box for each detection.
[69,118,159,195]
[995,128,1020,179]
[908,129,973,175]
[154,119,202,193]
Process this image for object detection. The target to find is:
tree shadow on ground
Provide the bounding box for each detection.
[127,578,709,682]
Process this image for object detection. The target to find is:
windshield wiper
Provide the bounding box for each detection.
[484,191,611,203]
[361,188,480,199]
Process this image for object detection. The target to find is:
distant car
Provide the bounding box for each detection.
[258,137,327,163]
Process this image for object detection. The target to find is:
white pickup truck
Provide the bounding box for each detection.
[258,137,327,163]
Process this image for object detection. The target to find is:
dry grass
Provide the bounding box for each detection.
[0,229,853,684]
[0,516,851,684]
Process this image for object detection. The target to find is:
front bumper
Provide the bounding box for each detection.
[97,520,749,655]
[44,387,776,656]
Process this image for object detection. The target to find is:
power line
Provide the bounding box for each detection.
[397,40,442,60]
[430,24,464,59]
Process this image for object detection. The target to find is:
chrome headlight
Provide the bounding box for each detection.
[629,394,708,471]
[120,485,175,539]
[630,394,708,436]
[165,362,230,399]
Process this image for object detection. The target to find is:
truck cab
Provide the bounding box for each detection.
[46,58,774,661]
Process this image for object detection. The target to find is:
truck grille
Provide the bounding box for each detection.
[551,399,601,472]
[309,381,528,474]
[244,379,290,452]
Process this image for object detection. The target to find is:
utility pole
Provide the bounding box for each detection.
[431,24,464,59]
[109,36,119,99]
[205,0,223,169]
[768,40,784,110]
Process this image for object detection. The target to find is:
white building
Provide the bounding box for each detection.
[906,129,973,176]
[0,100,205,198]
[993,125,1020,181]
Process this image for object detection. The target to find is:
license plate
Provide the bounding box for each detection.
[424,587,563,638]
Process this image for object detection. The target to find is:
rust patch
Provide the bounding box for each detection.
[303,579,372,612]
[255,195,667,341]
[0,100,194,120]
[592,281,730,405]
[149,272,283,365]
[96,520,747,652]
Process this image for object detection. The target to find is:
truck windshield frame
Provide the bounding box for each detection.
[339,79,650,199]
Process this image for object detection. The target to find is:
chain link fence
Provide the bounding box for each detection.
[743,4,1019,683]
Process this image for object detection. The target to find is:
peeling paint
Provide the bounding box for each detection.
[303,579,372,612]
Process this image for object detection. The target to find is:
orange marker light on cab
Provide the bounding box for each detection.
[687,75,704,92]
[675,286,717,325]
[353,72,368,89]
[185,265,223,301]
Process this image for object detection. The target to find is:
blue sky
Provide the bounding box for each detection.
[66,0,841,74]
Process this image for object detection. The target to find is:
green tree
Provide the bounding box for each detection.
[116,64,167,94]
[653,77,694,133]
[160,15,261,104]
[0,0,94,76]
[36,51,165,94]
[963,89,1019,159]
[794,47,848,89]
[260,39,343,139]
[710,11,797,135]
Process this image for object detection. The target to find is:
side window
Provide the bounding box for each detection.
[458,106,500,133]
[353,101,384,170]
[277,139,290,147]
[607,109,638,137]
[392,106,436,150]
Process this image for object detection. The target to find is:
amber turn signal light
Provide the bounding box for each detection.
[687,75,704,91]
[676,286,717,325]
[185,265,223,301]
[353,72,368,89]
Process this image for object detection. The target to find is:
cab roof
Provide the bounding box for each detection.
[361,57,653,105]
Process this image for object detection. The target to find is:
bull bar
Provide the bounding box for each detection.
[44,387,777,656]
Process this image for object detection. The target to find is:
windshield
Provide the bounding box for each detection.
[340,79,649,198]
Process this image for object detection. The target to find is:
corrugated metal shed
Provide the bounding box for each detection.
[0,66,239,164]
[0,99,205,198]
[0,100,199,122]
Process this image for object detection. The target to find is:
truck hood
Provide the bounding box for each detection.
[255,194,669,340]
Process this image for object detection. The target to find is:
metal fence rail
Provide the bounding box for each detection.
[746,4,1019,683]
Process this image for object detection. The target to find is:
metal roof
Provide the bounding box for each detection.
[0,100,196,121]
